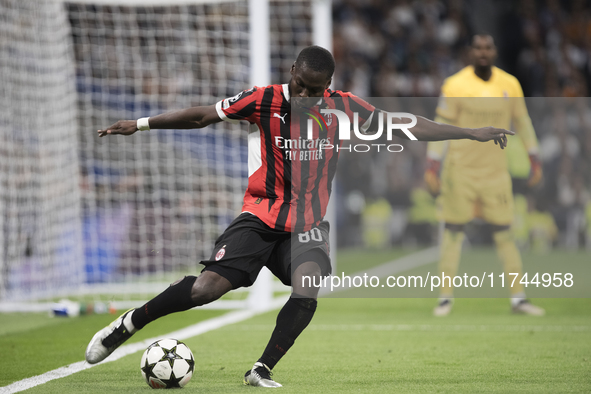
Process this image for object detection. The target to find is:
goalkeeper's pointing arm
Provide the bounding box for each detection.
[97,105,222,137]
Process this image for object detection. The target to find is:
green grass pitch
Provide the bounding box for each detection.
[1,248,590,393]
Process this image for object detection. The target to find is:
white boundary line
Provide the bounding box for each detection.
[0,296,288,394]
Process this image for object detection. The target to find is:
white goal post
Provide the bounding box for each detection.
[0,0,332,312]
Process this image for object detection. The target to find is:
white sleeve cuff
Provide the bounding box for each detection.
[215,100,228,120]
[215,100,240,124]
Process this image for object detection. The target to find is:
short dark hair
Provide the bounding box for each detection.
[295,45,335,79]
[472,34,495,47]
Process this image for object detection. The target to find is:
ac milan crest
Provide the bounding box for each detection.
[215,245,226,261]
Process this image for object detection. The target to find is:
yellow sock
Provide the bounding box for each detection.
[493,229,525,295]
[438,229,465,297]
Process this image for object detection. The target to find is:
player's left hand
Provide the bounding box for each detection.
[471,127,515,149]
[527,153,543,187]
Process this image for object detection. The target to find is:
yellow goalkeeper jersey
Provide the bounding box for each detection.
[436,65,528,177]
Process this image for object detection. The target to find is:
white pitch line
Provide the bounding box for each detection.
[0,296,288,394]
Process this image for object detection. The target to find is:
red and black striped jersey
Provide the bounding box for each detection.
[215,84,375,232]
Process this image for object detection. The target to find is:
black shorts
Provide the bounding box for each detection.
[201,213,331,289]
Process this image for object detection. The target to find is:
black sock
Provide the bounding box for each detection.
[131,275,198,330]
[258,296,317,370]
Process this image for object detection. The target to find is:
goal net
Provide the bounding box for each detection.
[0,0,83,303]
[0,0,322,311]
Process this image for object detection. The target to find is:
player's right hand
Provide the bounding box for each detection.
[424,158,441,195]
[471,127,515,149]
[98,120,138,137]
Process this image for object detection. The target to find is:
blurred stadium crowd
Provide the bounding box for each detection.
[332,0,591,250]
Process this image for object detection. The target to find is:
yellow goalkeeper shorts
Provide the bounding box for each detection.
[439,169,514,226]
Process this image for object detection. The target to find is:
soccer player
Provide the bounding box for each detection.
[425,35,545,317]
[85,45,513,387]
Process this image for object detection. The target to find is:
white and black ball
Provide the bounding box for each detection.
[140,338,195,389]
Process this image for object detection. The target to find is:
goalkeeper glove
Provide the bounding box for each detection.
[424,158,441,195]
[527,153,543,187]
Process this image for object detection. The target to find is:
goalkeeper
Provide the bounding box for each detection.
[425,35,545,316]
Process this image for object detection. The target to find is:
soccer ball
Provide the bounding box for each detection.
[140,338,195,389]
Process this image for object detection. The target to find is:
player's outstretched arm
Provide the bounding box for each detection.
[403,115,514,149]
[98,104,222,137]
